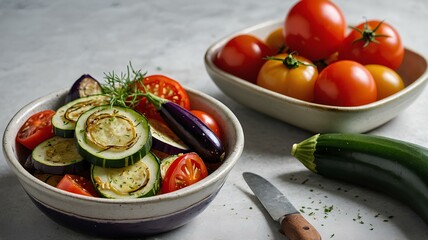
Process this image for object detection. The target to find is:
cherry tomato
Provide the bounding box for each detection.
[338,20,404,70]
[213,34,273,84]
[257,53,318,102]
[284,0,346,61]
[365,64,405,100]
[16,110,55,150]
[314,60,377,106]
[56,174,99,197]
[134,75,190,122]
[161,152,208,193]
[190,110,222,139]
[265,27,287,54]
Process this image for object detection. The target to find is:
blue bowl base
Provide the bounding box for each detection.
[29,192,218,238]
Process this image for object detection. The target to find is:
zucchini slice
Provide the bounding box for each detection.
[75,105,151,168]
[31,136,85,175]
[159,154,179,180]
[52,95,110,138]
[91,152,160,199]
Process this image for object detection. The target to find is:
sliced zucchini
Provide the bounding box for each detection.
[75,105,152,168]
[159,154,179,180]
[52,95,110,138]
[31,136,85,175]
[91,152,160,199]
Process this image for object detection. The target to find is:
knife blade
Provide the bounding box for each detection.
[243,172,321,240]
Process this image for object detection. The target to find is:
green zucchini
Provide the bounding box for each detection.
[91,152,160,199]
[52,95,110,138]
[291,133,428,224]
[159,154,179,180]
[75,105,151,168]
[31,136,85,175]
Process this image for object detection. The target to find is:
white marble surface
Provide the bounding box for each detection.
[1,0,428,239]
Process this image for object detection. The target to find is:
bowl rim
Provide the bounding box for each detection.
[204,19,428,112]
[2,87,244,204]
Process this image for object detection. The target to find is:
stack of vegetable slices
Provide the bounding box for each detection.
[16,65,225,199]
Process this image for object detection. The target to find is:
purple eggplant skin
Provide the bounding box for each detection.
[65,74,103,103]
[149,118,191,155]
[151,136,190,155]
[159,101,225,163]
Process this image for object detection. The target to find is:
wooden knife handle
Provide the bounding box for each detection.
[281,213,321,240]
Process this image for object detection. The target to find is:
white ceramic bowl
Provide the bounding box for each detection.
[205,19,428,133]
[2,88,244,237]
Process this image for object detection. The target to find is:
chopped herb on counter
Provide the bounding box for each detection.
[324,205,333,213]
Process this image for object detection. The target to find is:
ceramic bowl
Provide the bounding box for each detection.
[205,19,428,133]
[2,88,244,237]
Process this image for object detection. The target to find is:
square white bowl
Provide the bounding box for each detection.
[205,19,428,133]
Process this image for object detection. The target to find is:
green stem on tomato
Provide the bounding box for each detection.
[350,18,390,47]
[264,52,315,69]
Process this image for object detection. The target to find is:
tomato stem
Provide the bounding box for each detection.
[264,52,315,69]
[350,19,390,47]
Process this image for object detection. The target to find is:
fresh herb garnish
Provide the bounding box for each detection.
[101,63,168,110]
[101,63,147,108]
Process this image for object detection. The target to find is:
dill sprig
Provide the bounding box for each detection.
[101,63,147,108]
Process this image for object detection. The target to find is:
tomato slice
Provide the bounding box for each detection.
[162,152,208,193]
[56,174,98,197]
[16,110,56,150]
[134,75,190,122]
[190,110,222,139]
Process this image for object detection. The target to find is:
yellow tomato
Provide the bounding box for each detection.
[265,27,287,54]
[365,64,405,100]
[257,53,318,102]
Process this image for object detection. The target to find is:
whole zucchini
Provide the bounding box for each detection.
[291,133,428,225]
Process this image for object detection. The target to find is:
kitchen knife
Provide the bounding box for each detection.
[243,172,321,240]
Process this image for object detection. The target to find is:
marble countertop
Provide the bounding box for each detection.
[1,0,428,239]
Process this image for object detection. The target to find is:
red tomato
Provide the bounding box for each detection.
[338,20,404,70]
[162,152,208,193]
[134,75,191,121]
[16,110,55,150]
[56,174,98,197]
[284,0,346,61]
[190,110,222,139]
[213,34,274,84]
[314,60,377,106]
